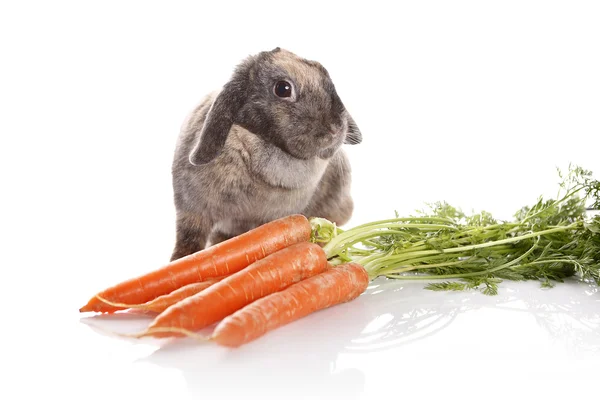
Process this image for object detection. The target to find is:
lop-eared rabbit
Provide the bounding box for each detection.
[170,48,362,261]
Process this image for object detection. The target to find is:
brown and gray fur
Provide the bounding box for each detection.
[170,48,362,261]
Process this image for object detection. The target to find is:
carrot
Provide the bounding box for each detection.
[211,262,369,347]
[95,277,225,314]
[132,263,369,346]
[79,214,311,313]
[138,241,328,338]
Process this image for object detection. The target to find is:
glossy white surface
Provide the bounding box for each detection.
[3,2,600,399]
[9,278,600,400]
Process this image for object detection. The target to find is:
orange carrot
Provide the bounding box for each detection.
[95,277,225,314]
[139,241,328,338]
[212,263,369,347]
[79,214,311,313]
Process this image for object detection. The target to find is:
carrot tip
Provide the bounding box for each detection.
[94,294,133,309]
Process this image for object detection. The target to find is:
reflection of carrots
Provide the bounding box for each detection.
[140,242,328,338]
[79,214,312,313]
[212,263,369,347]
[95,277,225,314]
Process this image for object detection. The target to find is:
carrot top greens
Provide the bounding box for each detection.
[311,164,600,295]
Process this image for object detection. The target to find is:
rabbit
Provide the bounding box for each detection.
[169,47,362,261]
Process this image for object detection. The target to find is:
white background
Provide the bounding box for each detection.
[1,1,599,399]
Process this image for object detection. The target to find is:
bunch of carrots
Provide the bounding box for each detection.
[80,165,600,347]
[79,215,370,348]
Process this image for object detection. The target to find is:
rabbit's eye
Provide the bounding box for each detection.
[274,81,292,98]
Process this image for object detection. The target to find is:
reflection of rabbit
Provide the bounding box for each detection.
[170,48,362,260]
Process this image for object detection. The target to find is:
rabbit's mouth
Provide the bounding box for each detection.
[283,128,344,160]
[318,125,346,155]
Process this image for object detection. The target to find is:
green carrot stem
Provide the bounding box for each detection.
[321,221,457,255]
[381,237,540,280]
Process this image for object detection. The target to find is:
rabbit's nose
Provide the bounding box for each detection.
[329,124,343,135]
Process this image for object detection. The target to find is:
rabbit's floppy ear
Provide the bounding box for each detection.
[344,113,362,145]
[189,79,247,165]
